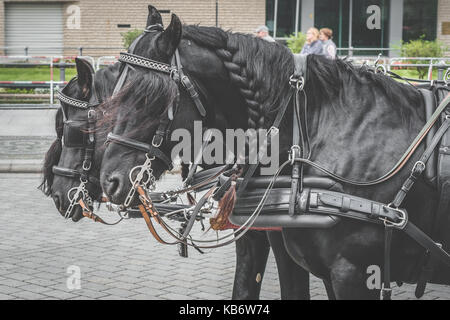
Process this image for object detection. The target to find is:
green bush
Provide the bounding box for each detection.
[121,29,144,49]
[399,36,447,79]
[286,32,307,54]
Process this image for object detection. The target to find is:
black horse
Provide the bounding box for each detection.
[40,17,309,299]
[40,58,120,221]
[100,12,450,299]
[98,7,311,300]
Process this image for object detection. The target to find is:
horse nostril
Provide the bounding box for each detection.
[53,193,62,211]
[106,176,120,198]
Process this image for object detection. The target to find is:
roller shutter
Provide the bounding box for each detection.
[5,3,63,56]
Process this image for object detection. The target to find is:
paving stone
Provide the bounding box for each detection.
[0,173,449,300]
[11,290,47,300]
[42,290,79,300]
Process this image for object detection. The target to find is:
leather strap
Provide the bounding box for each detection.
[106,132,173,170]
[392,117,450,208]
[112,33,144,96]
[304,187,450,268]
[289,91,303,216]
[235,92,293,197]
[52,166,100,186]
[382,226,393,300]
[309,189,403,223]
[78,199,122,225]
[180,186,216,241]
[175,49,207,117]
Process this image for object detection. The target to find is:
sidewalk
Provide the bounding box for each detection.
[0,108,57,172]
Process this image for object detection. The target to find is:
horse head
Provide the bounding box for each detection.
[41,57,119,221]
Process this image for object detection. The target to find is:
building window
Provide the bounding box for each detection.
[403,0,437,42]
[351,0,390,55]
[315,0,389,56]
[315,0,349,50]
[266,0,302,39]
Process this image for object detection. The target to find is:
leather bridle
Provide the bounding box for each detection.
[52,75,117,224]
[104,24,207,209]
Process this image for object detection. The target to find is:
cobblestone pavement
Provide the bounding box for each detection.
[0,136,54,160]
[0,173,449,300]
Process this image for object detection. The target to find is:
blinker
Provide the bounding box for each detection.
[63,120,88,148]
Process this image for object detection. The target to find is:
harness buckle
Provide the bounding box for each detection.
[87,109,96,120]
[381,203,408,229]
[170,69,179,82]
[289,145,302,165]
[82,160,92,171]
[152,135,163,148]
[412,160,426,176]
[289,75,305,91]
[375,64,387,75]
[381,284,392,300]
[268,126,279,137]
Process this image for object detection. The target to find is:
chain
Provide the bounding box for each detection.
[123,154,156,208]
[65,179,92,219]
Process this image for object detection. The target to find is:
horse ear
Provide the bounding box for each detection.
[157,14,182,57]
[75,58,94,97]
[147,5,163,27]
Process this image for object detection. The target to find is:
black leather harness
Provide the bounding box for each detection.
[53,75,101,219]
[217,53,450,300]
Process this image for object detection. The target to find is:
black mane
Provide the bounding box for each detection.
[183,25,294,125]
[183,25,424,130]
[306,54,422,107]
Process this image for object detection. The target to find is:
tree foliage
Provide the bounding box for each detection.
[400,36,447,79]
[121,29,143,49]
[286,33,307,54]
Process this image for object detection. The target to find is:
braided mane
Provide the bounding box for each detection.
[182,25,294,130]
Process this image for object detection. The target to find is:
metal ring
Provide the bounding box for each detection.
[87,109,96,119]
[412,160,426,173]
[152,135,163,148]
[381,204,408,229]
[375,64,387,75]
[289,145,301,165]
[82,160,92,171]
[444,68,450,85]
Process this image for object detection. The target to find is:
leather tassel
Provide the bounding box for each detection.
[210,180,237,231]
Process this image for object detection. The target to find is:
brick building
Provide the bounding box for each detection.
[0,0,450,57]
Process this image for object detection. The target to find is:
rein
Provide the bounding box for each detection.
[291,92,450,187]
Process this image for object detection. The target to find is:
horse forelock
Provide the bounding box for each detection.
[99,71,179,139]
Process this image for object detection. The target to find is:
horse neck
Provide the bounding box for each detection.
[177,41,250,130]
[94,63,121,101]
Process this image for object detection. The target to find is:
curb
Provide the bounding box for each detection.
[0,160,182,174]
[0,160,43,173]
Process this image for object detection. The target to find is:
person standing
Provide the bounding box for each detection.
[319,28,337,59]
[300,28,323,55]
[255,25,276,42]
